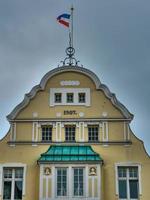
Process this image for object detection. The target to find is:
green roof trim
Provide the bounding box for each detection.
[38,145,103,163]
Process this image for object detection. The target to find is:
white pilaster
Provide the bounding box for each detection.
[0,165,2,196]
[56,122,62,142]
[124,122,130,141]
[32,122,38,144]
[39,165,43,199]
[102,122,108,142]
[10,123,16,141]
[79,122,85,142]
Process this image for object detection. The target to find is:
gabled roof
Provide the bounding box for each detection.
[38,145,102,163]
[7,66,134,120]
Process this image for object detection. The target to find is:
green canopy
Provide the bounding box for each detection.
[38,145,103,164]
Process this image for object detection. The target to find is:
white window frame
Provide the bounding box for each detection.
[0,163,27,198]
[78,92,86,103]
[73,167,85,197]
[88,125,99,142]
[66,93,74,103]
[54,93,62,103]
[55,167,68,197]
[115,163,142,200]
[39,164,101,200]
[65,125,76,142]
[50,88,91,106]
[41,126,52,141]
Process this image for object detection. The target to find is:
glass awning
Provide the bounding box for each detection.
[38,145,103,164]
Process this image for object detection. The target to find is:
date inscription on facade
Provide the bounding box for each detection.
[64,110,77,115]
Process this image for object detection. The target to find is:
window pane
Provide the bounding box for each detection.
[78,93,86,103]
[130,180,138,198]
[67,93,74,103]
[119,180,127,198]
[3,181,11,200]
[74,168,84,196]
[65,126,75,142]
[55,93,61,103]
[118,167,126,177]
[57,168,67,196]
[14,181,22,199]
[88,126,99,141]
[15,168,23,178]
[42,126,52,141]
[129,167,138,178]
[4,169,12,178]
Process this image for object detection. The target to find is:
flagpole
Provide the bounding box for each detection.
[70,6,74,48]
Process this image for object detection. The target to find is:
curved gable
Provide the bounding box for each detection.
[7,66,133,120]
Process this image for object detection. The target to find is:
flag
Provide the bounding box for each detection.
[57,13,71,28]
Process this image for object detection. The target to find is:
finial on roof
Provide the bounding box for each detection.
[58,6,82,67]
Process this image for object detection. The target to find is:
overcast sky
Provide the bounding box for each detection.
[0,0,150,154]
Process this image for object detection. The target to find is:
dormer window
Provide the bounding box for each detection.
[78,93,86,103]
[55,93,62,103]
[50,88,90,106]
[67,93,74,103]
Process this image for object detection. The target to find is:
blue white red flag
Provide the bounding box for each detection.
[57,13,71,27]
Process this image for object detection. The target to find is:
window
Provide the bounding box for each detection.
[67,93,74,103]
[73,168,84,196]
[50,88,90,106]
[88,125,99,142]
[78,93,86,103]
[65,126,75,142]
[42,126,52,141]
[118,167,139,199]
[55,93,62,103]
[56,168,67,196]
[3,168,23,200]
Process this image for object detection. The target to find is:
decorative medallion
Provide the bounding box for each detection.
[89,167,97,176]
[32,112,38,118]
[79,112,84,117]
[102,112,108,117]
[56,112,62,117]
[44,167,51,176]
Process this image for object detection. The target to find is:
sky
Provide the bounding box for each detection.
[0,0,150,154]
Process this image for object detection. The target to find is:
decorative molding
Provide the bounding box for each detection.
[7,66,134,120]
[60,80,80,86]
[7,140,132,146]
[10,118,131,122]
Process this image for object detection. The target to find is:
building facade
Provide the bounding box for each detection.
[0,65,150,200]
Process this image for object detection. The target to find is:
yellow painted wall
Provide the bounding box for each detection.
[16,72,123,119]
[0,70,150,200]
[0,129,150,200]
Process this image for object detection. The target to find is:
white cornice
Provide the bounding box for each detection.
[7,66,134,120]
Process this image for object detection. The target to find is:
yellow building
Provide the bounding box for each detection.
[0,47,150,200]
